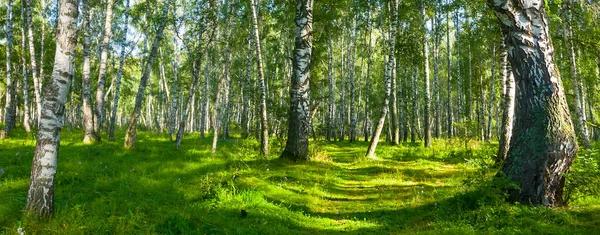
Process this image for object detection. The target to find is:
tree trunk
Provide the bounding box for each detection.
[94,0,114,137]
[2,0,16,138]
[433,4,441,139]
[20,2,31,133]
[496,44,515,164]
[364,7,373,142]
[250,0,270,156]
[81,0,99,143]
[26,0,78,217]
[25,0,42,128]
[281,0,313,161]
[242,33,253,139]
[423,5,432,148]
[562,5,591,149]
[109,0,130,141]
[366,0,397,158]
[490,0,578,207]
[487,46,497,142]
[349,16,358,143]
[177,57,202,150]
[446,9,453,138]
[124,0,169,149]
[327,33,334,142]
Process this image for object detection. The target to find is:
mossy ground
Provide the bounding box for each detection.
[1,129,599,234]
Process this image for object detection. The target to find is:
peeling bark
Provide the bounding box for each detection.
[26,0,78,217]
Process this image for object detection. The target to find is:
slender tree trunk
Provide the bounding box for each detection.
[26,0,78,217]
[81,0,99,143]
[124,0,169,149]
[364,7,373,142]
[433,5,441,139]
[423,5,432,148]
[562,5,591,149]
[250,0,270,156]
[411,69,417,144]
[25,0,42,128]
[446,9,453,138]
[496,44,515,164]
[490,0,578,207]
[177,57,202,149]
[2,0,16,138]
[349,16,358,142]
[109,0,130,141]
[487,46,497,142]
[327,34,334,142]
[366,0,397,158]
[242,33,253,139]
[93,0,114,137]
[21,3,31,133]
[281,0,313,161]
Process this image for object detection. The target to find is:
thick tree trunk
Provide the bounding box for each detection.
[423,5,432,148]
[109,0,130,141]
[124,0,169,149]
[250,0,270,156]
[81,0,99,143]
[2,0,16,138]
[490,0,578,207]
[281,0,313,161]
[496,44,515,164]
[366,0,397,158]
[25,0,42,128]
[26,0,78,217]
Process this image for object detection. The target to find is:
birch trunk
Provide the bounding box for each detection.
[327,34,334,142]
[124,0,169,149]
[366,0,397,158]
[364,7,373,142]
[250,0,270,156]
[349,16,358,142]
[496,44,515,164]
[562,5,591,149]
[2,0,15,137]
[487,46,497,142]
[109,0,130,141]
[490,0,578,207]
[423,5,432,148]
[21,3,31,133]
[25,0,42,128]
[433,5,441,139]
[81,0,99,143]
[177,57,202,149]
[446,9,453,138]
[242,34,253,139]
[26,0,78,217]
[281,0,313,161]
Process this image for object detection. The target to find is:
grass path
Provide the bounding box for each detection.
[1,130,599,234]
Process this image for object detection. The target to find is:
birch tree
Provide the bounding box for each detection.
[2,0,15,138]
[281,0,314,161]
[490,0,578,207]
[25,0,42,127]
[94,0,116,137]
[422,3,432,148]
[26,0,78,217]
[366,0,397,158]
[496,44,515,164]
[250,0,270,156]
[81,0,98,143]
[109,0,131,141]
[124,0,170,149]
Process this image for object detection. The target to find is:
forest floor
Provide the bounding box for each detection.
[1,129,599,234]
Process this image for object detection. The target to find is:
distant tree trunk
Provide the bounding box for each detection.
[20,2,31,133]
[81,0,99,143]
[364,7,373,142]
[562,5,591,149]
[109,0,130,141]
[201,52,211,139]
[26,0,78,217]
[327,33,334,142]
[423,5,432,148]
[496,44,515,164]
[433,4,441,139]
[349,16,358,142]
[25,0,42,128]
[250,0,270,156]
[366,0,397,158]
[487,46,497,142]
[411,69,417,144]
[177,57,202,149]
[93,0,114,137]
[2,0,15,138]
[490,0,578,207]
[242,33,253,139]
[454,9,462,125]
[281,0,313,161]
[124,1,169,149]
[446,9,453,138]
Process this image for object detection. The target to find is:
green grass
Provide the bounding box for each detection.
[1,128,599,234]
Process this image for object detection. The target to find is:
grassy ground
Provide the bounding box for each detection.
[1,129,599,234]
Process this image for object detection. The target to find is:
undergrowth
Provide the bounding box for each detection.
[0,129,599,234]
